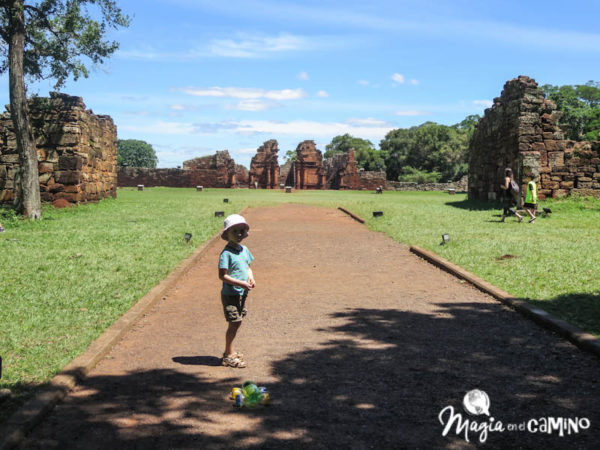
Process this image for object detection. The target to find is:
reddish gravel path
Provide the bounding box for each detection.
[22,204,600,449]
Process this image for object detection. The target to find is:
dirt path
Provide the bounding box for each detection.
[22,204,599,449]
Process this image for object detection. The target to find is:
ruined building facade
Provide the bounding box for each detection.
[469,76,600,201]
[118,150,238,188]
[0,93,117,205]
[248,139,280,188]
[293,140,326,189]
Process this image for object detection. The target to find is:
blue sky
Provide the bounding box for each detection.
[3,0,600,168]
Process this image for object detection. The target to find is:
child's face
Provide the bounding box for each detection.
[227,225,247,244]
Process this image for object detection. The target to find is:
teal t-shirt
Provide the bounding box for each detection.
[219,243,254,295]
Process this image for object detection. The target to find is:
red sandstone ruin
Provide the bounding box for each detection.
[294,140,326,189]
[248,139,280,189]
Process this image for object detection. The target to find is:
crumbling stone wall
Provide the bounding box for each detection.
[324,149,360,189]
[249,139,279,188]
[235,164,249,187]
[0,93,117,205]
[118,150,237,188]
[294,140,325,189]
[468,75,600,201]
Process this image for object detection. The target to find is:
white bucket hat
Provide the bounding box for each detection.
[221,214,249,240]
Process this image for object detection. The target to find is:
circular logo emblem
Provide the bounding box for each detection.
[463,389,490,416]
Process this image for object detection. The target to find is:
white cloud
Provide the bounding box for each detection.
[394,110,432,116]
[317,90,329,98]
[358,80,370,86]
[228,99,280,111]
[473,99,493,108]
[170,104,186,111]
[409,79,420,85]
[391,73,405,84]
[176,86,307,101]
[297,71,309,80]
[209,33,307,58]
[191,118,396,139]
[346,118,390,126]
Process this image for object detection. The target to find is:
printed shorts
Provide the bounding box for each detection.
[221,292,248,322]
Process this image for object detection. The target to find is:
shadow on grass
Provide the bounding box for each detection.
[446,198,501,211]
[18,304,600,449]
[529,292,600,337]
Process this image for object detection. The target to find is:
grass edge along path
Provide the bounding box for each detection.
[338,205,600,357]
[0,217,230,450]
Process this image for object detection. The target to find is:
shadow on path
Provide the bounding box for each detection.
[23,302,600,449]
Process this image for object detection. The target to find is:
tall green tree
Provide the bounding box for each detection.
[542,81,600,141]
[0,1,129,218]
[325,133,386,171]
[117,139,158,168]
[380,118,477,183]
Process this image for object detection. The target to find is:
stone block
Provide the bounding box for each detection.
[54,170,82,185]
[59,155,83,171]
[547,151,564,167]
[553,189,569,198]
[560,181,574,188]
[545,141,560,152]
[38,172,52,184]
[0,153,19,164]
[48,183,64,193]
[38,162,54,174]
[55,192,82,202]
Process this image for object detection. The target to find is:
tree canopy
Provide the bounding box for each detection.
[379,118,478,183]
[118,139,158,168]
[325,133,386,172]
[541,81,600,141]
[0,1,129,218]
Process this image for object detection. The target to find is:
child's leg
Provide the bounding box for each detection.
[225,321,242,356]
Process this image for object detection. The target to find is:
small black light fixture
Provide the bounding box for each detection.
[196,186,203,191]
[137,184,144,191]
[373,211,384,217]
[223,198,229,203]
[441,233,450,245]
[184,233,192,243]
[215,211,225,217]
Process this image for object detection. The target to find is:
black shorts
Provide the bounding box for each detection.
[221,292,248,322]
[524,202,536,209]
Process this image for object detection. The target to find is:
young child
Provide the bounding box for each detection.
[524,174,539,223]
[218,214,255,368]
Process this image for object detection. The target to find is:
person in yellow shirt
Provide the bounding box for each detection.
[524,174,539,223]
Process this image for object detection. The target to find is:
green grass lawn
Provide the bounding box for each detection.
[1,187,599,422]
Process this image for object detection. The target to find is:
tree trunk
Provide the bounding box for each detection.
[8,0,41,219]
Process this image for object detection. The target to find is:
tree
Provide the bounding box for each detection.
[325,133,386,172]
[0,1,129,218]
[541,82,600,141]
[117,139,158,168]
[283,149,297,162]
[380,118,476,183]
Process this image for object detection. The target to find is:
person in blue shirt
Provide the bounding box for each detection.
[218,214,255,368]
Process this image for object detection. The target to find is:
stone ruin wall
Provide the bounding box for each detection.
[324,149,360,189]
[0,93,117,205]
[117,150,239,188]
[248,139,280,189]
[294,140,326,189]
[469,75,600,201]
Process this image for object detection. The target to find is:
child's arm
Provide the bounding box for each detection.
[219,268,253,290]
[247,267,255,288]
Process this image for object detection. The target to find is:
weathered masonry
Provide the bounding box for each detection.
[118,150,241,188]
[0,93,117,205]
[469,76,600,201]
